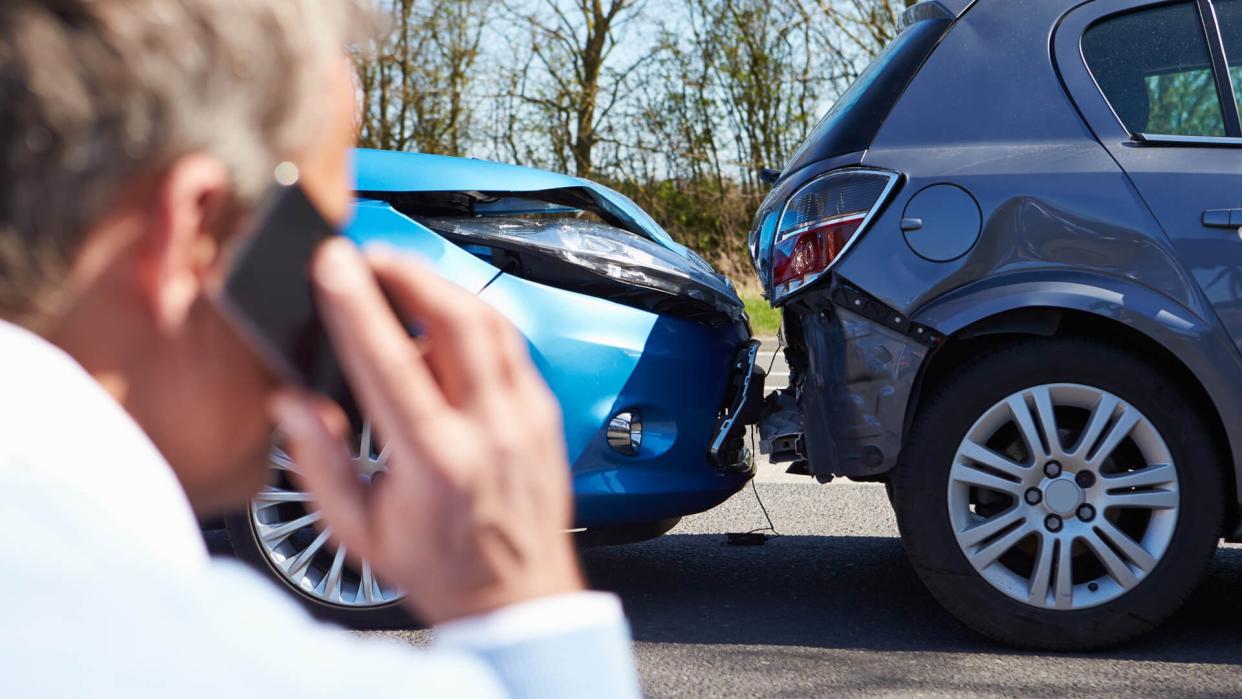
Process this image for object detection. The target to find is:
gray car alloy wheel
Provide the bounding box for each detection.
[250,423,405,608]
[948,383,1179,611]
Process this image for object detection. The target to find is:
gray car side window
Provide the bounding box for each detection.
[1083,1,1227,137]
[1217,0,1242,118]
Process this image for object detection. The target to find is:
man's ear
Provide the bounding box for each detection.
[138,154,231,334]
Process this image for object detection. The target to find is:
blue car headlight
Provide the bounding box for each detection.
[423,216,746,325]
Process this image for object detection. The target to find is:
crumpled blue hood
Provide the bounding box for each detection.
[351,148,745,327]
[353,148,685,254]
[355,148,581,193]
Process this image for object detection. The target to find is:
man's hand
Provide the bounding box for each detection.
[272,238,583,625]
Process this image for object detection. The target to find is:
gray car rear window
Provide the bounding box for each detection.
[1083,1,1226,137]
[779,10,952,178]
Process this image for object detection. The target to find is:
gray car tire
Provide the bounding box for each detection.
[893,337,1223,650]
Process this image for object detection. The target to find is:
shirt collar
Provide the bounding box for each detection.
[0,320,209,570]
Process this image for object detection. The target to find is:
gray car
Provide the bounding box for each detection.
[751,0,1242,649]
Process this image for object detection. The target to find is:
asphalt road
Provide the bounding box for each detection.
[369,458,1242,697]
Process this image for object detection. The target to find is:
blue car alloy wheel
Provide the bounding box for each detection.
[226,149,760,628]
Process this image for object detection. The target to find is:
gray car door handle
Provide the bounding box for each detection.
[1203,208,1242,228]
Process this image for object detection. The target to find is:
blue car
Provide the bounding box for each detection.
[224,149,761,628]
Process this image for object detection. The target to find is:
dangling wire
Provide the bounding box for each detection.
[747,480,779,536]
[730,327,788,541]
[746,397,779,537]
[765,325,785,377]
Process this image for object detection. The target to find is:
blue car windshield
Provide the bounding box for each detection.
[781,11,952,177]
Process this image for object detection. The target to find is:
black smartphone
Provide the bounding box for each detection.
[212,183,362,431]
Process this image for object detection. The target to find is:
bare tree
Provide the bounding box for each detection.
[630,28,726,186]
[511,0,650,177]
[803,0,915,88]
[355,0,496,155]
[682,0,820,189]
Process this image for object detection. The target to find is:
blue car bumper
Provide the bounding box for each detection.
[481,272,754,528]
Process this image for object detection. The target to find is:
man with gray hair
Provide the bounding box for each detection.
[0,1,640,696]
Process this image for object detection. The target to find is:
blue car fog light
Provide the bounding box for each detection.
[607,411,643,456]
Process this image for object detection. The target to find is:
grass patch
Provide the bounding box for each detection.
[742,290,782,336]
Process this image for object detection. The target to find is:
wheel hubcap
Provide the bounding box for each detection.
[249,423,405,608]
[1043,478,1083,516]
[947,383,1179,611]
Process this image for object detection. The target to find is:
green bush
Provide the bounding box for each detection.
[742,290,781,337]
[603,176,764,282]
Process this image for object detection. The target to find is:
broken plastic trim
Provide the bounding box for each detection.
[421,216,746,326]
[708,340,764,471]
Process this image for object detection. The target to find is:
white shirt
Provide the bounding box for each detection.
[0,321,639,697]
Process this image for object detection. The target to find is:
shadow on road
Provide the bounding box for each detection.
[581,533,1242,665]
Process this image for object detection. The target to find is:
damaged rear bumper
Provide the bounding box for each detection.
[759,284,937,480]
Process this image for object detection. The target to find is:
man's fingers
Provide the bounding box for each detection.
[366,247,507,408]
[495,312,539,391]
[312,239,444,437]
[270,390,371,558]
